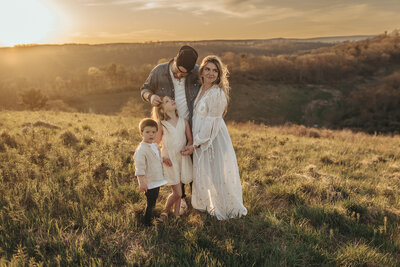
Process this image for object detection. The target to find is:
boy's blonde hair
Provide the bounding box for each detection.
[139,118,158,132]
[151,95,178,122]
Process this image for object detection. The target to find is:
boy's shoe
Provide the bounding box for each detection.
[179,198,188,215]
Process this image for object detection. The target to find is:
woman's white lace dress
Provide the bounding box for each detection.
[191,85,247,220]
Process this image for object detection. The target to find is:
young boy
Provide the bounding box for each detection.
[134,118,167,226]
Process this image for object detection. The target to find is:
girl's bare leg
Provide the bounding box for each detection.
[164,184,182,216]
[173,183,182,216]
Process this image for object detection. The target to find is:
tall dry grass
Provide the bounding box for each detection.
[0,111,399,265]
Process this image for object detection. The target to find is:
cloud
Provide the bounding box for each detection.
[81,0,400,23]
[67,28,177,43]
[79,0,302,19]
[97,28,175,38]
[300,2,399,27]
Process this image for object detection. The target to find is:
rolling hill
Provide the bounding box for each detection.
[1,31,400,133]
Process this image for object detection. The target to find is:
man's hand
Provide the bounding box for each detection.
[163,157,173,167]
[150,94,162,106]
[181,145,195,155]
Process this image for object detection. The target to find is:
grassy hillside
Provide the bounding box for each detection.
[1,111,399,266]
[2,32,400,133]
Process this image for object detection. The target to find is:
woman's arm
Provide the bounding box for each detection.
[192,89,227,148]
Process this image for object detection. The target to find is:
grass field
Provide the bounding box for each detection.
[0,111,399,266]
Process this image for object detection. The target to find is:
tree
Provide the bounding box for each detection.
[18,88,48,110]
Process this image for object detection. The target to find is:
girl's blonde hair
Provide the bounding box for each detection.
[151,95,178,122]
[199,55,231,105]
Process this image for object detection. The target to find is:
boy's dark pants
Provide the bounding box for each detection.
[144,187,160,226]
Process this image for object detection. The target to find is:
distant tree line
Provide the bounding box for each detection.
[0,39,332,109]
[1,31,400,132]
[340,71,400,133]
[226,31,400,84]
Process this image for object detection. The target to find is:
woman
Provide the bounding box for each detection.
[188,55,247,220]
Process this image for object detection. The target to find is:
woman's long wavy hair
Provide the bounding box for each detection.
[151,95,178,123]
[199,55,231,105]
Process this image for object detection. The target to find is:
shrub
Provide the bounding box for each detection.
[18,88,48,111]
[0,132,17,150]
[60,131,79,147]
[93,162,110,180]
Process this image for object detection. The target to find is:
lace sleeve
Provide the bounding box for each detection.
[193,88,227,150]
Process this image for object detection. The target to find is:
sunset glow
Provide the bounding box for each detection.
[0,0,56,46]
[0,0,399,46]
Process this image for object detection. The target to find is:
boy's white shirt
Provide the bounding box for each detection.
[134,141,167,189]
[149,143,161,159]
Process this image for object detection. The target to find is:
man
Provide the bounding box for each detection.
[140,45,200,214]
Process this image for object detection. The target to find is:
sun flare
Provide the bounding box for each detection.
[0,0,56,46]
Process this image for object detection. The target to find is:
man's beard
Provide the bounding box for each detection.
[173,72,184,80]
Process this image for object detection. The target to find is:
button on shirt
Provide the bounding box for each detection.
[170,66,189,120]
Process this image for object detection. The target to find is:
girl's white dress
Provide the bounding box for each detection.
[161,117,193,185]
[191,85,247,220]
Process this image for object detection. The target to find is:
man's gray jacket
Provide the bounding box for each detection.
[140,59,201,127]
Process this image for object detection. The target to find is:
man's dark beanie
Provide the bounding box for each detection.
[176,45,198,72]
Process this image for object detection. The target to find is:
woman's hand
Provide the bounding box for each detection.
[163,157,173,167]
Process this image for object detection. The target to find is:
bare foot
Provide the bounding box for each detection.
[179,198,188,215]
[157,212,168,222]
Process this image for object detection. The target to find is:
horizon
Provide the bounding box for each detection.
[1,0,399,47]
[0,34,379,48]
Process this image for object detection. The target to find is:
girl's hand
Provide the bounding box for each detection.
[181,145,195,155]
[163,157,173,167]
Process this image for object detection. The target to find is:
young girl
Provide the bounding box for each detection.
[153,95,193,218]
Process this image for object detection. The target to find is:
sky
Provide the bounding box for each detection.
[0,0,399,46]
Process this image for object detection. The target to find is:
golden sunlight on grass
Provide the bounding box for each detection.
[0,111,399,265]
